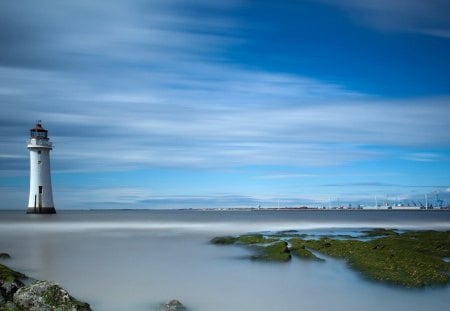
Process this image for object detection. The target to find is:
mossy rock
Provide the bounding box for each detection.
[13,280,91,311]
[303,231,450,287]
[0,265,25,283]
[212,230,450,287]
[251,241,291,262]
[210,236,237,245]
[0,301,21,311]
[237,234,276,244]
[211,234,276,245]
[363,228,399,237]
[0,264,26,306]
[288,238,323,261]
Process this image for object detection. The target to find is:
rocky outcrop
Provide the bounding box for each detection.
[1,278,24,302]
[163,299,186,311]
[0,263,25,306]
[1,301,21,310]
[1,260,91,311]
[0,253,11,259]
[13,280,91,311]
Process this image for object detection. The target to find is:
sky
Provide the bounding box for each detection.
[1,0,450,209]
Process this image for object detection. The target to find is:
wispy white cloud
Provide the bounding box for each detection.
[417,28,450,39]
[1,62,450,175]
[402,152,443,162]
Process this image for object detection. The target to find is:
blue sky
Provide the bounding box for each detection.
[0,0,449,209]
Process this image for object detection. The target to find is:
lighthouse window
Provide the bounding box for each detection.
[31,130,47,138]
[38,151,41,154]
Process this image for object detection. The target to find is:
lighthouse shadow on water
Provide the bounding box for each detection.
[26,121,56,214]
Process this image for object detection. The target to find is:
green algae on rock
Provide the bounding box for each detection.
[236,234,277,244]
[1,257,91,311]
[0,265,25,284]
[362,228,399,237]
[250,241,291,262]
[303,230,450,287]
[288,238,323,261]
[211,229,450,287]
[0,264,25,310]
[211,234,277,246]
[211,234,289,261]
[13,280,91,311]
[210,236,237,245]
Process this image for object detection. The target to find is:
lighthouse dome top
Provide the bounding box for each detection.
[30,121,48,139]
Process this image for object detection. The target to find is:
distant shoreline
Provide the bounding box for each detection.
[1,208,449,212]
[178,207,450,212]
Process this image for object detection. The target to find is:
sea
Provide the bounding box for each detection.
[0,209,449,311]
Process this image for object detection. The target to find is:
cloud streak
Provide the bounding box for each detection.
[1,62,450,174]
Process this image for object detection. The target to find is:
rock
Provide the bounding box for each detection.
[0,279,24,302]
[2,301,21,310]
[1,263,25,303]
[163,299,186,311]
[13,280,91,311]
[0,291,5,305]
[0,253,11,260]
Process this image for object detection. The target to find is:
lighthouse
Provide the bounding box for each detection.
[27,121,56,214]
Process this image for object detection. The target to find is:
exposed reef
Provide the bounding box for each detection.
[212,234,289,261]
[211,229,450,287]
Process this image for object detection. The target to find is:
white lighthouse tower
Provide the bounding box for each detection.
[27,121,56,214]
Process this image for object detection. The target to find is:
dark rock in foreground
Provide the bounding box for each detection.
[1,261,91,311]
[0,263,25,304]
[13,280,91,311]
[163,299,186,311]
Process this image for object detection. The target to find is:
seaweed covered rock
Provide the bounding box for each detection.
[211,234,276,246]
[251,241,292,262]
[236,234,276,244]
[212,234,290,261]
[210,236,237,245]
[13,280,91,311]
[288,238,323,261]
[0,264,25,302]
[212,229,450,287]
[0,263,24,310]
[303,230,450,287]
[362,228,399,237]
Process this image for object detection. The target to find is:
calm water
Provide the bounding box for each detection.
[0,210,449,311]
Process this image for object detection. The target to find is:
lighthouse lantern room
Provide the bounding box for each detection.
[27,121,56,214]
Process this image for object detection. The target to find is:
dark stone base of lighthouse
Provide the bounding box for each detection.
[26,207,56,214]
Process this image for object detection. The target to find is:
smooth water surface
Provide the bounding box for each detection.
[0,210,449,311]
